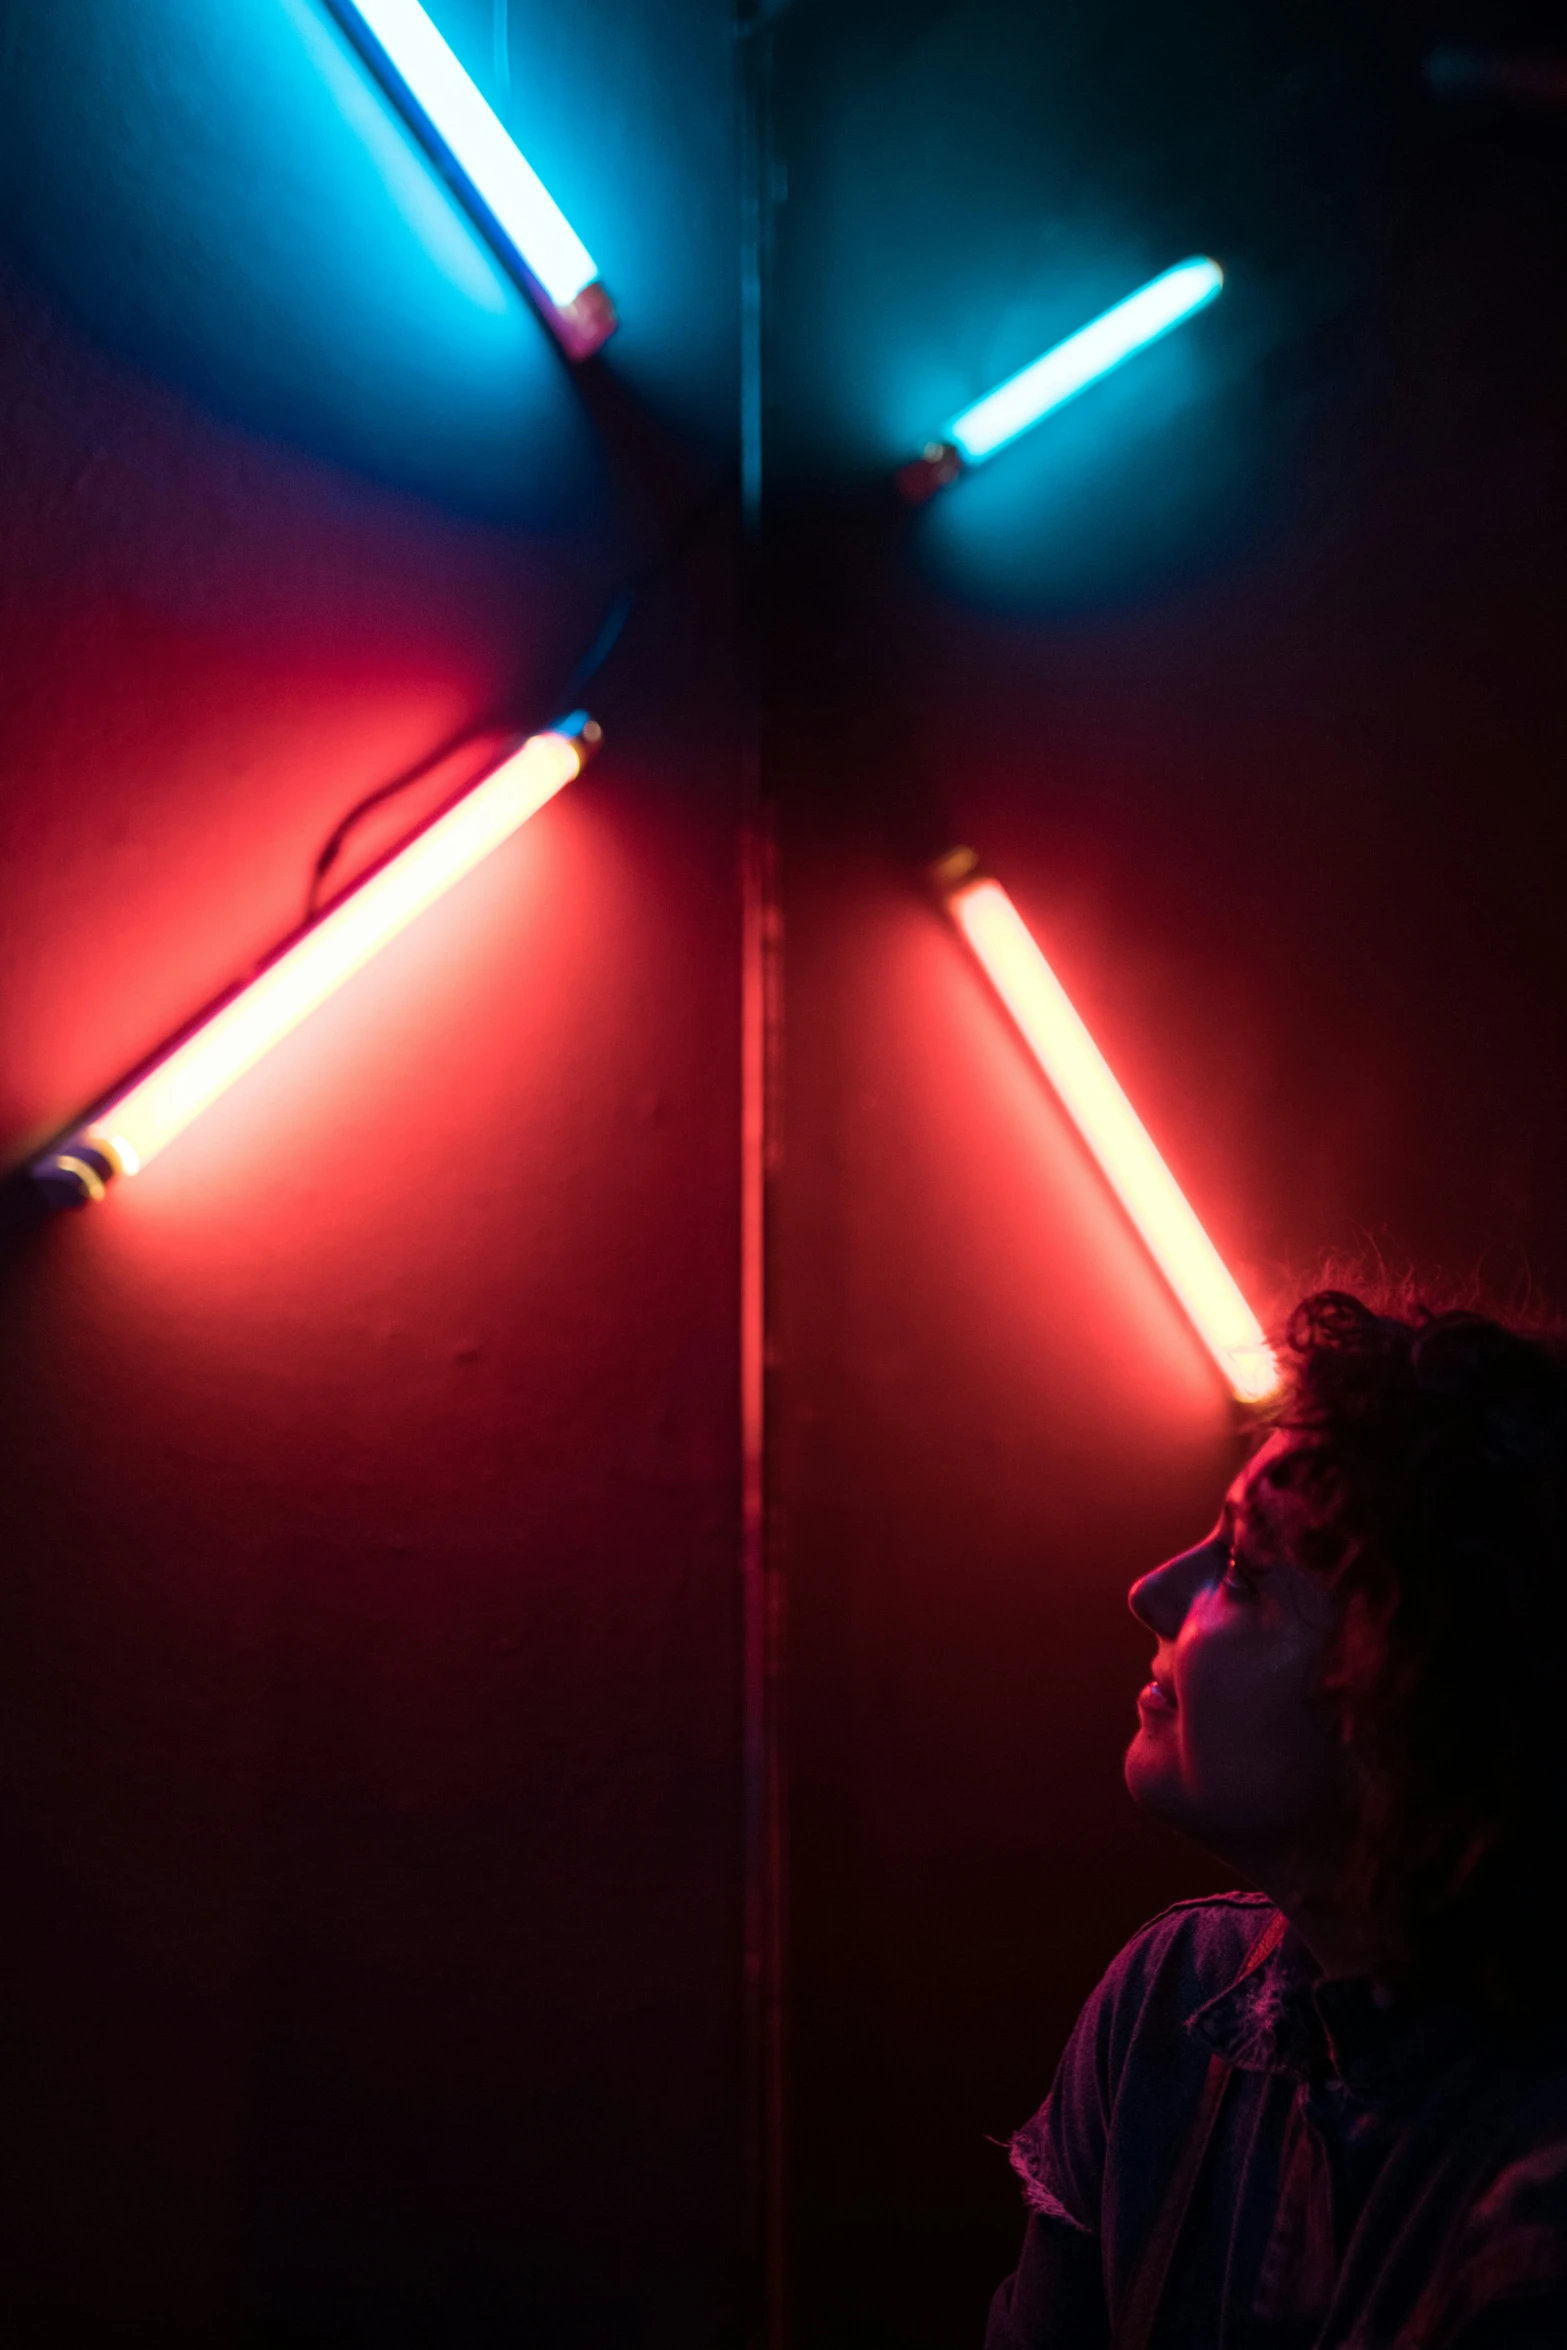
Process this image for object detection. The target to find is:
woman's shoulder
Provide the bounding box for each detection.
[1009,1895,1279,2228]
[1104,1890,1278,2000]
[1080,1891,1280,2067]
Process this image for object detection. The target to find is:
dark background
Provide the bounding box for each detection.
[766,0,1567,2344]
[1,0,1564,2344]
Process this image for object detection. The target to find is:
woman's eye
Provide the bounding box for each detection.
[1221,1547,1257,1596]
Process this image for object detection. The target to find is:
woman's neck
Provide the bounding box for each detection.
[1239,1834,1381,1981]
[1268,1888,1382,1982]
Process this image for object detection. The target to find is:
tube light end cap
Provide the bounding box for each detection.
[1224,1344,1282,1405]
[552,282,618,361]
[549,710,604,769]
[1426,47,1567,105]
[929,845,981,896]
[30,1143,119,1210]
[896,440,964,505]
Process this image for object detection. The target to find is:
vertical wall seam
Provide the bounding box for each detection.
[739,3,784,2344]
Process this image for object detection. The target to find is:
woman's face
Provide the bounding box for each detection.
[1124,1432,1354,1886]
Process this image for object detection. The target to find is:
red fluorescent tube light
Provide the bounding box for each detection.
[935,850,1278,1403]
[31,715,600,1209]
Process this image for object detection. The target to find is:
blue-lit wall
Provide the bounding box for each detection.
[0,0,737,521]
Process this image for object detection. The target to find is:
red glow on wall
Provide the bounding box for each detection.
[33,721,597,1205]
[939,863,1277,1403]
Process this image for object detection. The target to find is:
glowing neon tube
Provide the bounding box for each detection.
[31,716,600,1208]
[936,852,1277,1402]
[898,258,1223,502]
[325,0,615,358]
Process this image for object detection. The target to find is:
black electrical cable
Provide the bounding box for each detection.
[303,478,732,922]
[303,711,507,921]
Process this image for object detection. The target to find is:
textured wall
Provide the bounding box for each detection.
[0,1,744,2342]
[5,1,1566,2344]
[767,0,1567,2341]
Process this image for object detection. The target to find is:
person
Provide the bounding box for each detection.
[986,1289,1567,2350]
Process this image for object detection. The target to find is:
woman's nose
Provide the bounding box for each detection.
[1128,1541,1210,1638]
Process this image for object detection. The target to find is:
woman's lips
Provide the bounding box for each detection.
[1137,1677,1176,1717]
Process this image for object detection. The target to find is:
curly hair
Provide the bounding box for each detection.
[1270,1289,1567,2017]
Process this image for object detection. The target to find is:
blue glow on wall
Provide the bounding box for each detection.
[946,258,1224,463]
[326,0,615,353]
[0,0,610,521]
[333,0,598,307]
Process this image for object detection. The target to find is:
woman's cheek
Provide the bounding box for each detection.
[1180,1633,1273,1792]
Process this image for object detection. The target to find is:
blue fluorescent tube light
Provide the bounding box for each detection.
[326,0,616,358]
[898,257,1223,501]
[950,259,1223,461]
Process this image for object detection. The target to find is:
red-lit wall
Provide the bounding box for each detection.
[0,0,746,2338]
[5,1,1567,2345]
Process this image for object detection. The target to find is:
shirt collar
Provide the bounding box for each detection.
[1188,1922,1322,2079]
[1187,1924,1476,2093]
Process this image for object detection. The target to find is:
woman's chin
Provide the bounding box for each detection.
[1122,1732,1215,1848]
[1122,1726,1179,1816]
